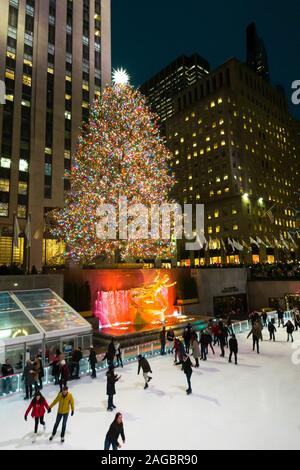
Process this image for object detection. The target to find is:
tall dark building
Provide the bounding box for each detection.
[246,22,270,82]
[140,54,210,130]
[0,0,111,270]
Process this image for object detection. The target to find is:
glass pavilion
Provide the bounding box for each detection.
[0,288,92,372]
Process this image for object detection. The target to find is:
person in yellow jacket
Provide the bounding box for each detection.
[49,386,74,443]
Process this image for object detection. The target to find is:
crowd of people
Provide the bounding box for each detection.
[1,305,299,449]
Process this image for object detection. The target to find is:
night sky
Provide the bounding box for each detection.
[111,0,300,119]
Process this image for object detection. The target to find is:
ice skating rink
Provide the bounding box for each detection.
[0,328,300,451]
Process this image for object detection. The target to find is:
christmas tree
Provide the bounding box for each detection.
[51,75,175,263]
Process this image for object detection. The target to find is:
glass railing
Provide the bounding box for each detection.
[0,310,293,399]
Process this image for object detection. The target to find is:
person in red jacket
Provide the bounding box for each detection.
[25,391,51,443]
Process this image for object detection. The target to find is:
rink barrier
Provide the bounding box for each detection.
[0,310,293,399]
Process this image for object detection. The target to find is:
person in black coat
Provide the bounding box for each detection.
[104,412,126,450]
[102,340,116,368]
[88,346,98,379]
[71,347,82,379]
[229,335,238,365]
[137,355,152,389]
[35,354,44,390]
[183,328,191,354]
[200,332,207,361]
[283,320,295,342]
[167,328,175,354]
[1,359,14,394]
[277,309,285,328]
[22,360,35,400]
[106,365,121,411]
[182,354,193,395]
[219,327,227,358]
[160,327,166,356]
[268,320,277,341]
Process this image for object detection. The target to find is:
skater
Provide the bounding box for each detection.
[182,354,193,395]
[114,340,123,368]
[283,320,295,343]
[59,359,70,392]
[277,308,285,328]
[1,360,14,394]
[88,346,98,379]
[104,413,126,450]
[22,359,35,400]
[106,365,121,411]
[102,340,116,368]
[261,311,268,328]
[50,349,62,385]
[167,328,175,354]
[160,327,166,356]
[137,355,152,389]
[247,321,263,354]
[183,328,191,354]
[204,329,215,355]
[191,335,200,367]
[268,319,277,341]
[35,354,44,390]
[229,335,238,365]
[200,331,207,361]
[226,314,234,336]
[293,307,300,331]
[175,338,186,365]
[212,322,220,346]
[71,347,82,379]
[24,391,50,443]
[49,386,74,444]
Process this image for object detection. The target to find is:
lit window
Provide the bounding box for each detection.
[210,101,216,108]
[180,137,184,143]
[216,226,221,233]
[210,190,214,197]
[224,187,230,193]
[0,179,10,192]
[208,226,213,234]
[18,181,28,195]
[233,225,239,231]
[214,210,219,218]
[17,205,27,219]
[19,160,29,172]
[218,98,223,104]
[175,150,179,156]
[45,163,52,176]
[0,158,11,169]
[221,141,226,146]
[0,203,8,217]
[65,111,71,120]
[23,75,32,86]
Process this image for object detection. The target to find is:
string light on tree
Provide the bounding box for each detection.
[50,77,175,263]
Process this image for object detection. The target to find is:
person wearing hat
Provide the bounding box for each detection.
[59,359,70,392]
[137,355,152,390]
[49,386,74,444]
[106,365,121,412]
[88,346,98,379]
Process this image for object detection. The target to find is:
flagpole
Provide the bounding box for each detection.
[27,213,31,274]
[11,213,15,267]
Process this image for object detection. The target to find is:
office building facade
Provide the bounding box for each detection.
[0,0,111,270]
[165,58,300,265]
[246,22,270,82]
[140,54,210,132]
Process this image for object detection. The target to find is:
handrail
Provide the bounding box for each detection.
[0,310,293,398]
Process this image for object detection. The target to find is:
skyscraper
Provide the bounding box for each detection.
[140,54,210,132]
[0,0,111,270]
[165,58,300,265]
[246,22,270,82]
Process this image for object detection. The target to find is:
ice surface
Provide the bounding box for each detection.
[0,328,300,450]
